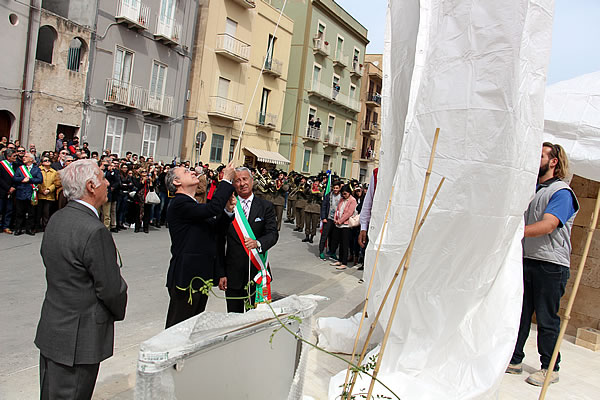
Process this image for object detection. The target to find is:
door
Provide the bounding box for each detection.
[113,47,133,84]
[104,116,125,156]
[218,77,230,98]
[336,37,343,58]
[160,0,175,23]
[259,88,269,124]
[312,65,321,90]
[149,62,167,110]
[225,18,237,36]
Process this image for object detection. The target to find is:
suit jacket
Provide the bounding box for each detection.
[224,195,278,290]
[51,161,65,171]
[13,164,43,201]
[166,181,235,289]
[0,160,14,197]
[35,201,128,366]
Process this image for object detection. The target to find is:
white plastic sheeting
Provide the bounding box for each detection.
[135,295,319,400]
[326,0,554,399]
[544,71,600,182]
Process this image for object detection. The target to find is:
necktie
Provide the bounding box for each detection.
[243,199,250,218]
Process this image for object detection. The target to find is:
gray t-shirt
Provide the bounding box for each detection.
[328,193,341,220]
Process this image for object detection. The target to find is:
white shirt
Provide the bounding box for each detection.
[74,199,100,218]
[359,173,375,231]
[239,193,254,217]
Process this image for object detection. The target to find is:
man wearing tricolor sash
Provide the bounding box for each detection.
[221,167,278,313]
[12,152,42,236]
[0,149,17,234]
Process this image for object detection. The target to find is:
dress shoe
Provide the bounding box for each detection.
[13,230,23,236]
[134,227,140,233]
[26,230,35,236]
[301,235,310,242]
[110,228,118,233]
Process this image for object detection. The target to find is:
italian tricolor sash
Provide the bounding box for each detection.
[19,165,38,202]
[1,160,14,177]
[232,197,272,304]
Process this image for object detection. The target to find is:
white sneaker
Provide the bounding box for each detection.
[525,369,559,386]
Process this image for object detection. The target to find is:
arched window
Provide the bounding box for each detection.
[35,25,57,64]
[67,37,86,72]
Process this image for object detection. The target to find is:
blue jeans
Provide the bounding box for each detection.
[158,192,170,223]
[0,196,13,229]
[510,258,570,370]
[117,193,128,226]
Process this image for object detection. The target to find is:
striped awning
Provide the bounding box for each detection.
[244,147,290,165]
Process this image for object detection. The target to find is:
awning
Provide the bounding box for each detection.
[244,147,290,165]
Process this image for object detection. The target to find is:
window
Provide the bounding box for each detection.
[67,38,86,72]
[35,25,57,64]
[302,149,311,173]
[341,158,347,177]
[210,134,224,163]
[149,61,167,110]
[327,115,335,139]
[332,75,340,99]
[265,34,276,65]
[359,168,367,183]
[217,77,230,98]
[225,17,237,36]
[312,64,321,90]
[113,47,134,84]
[336,35,344,58]
[159,0,175,23]
[308,107,317,125]
[104,116,125,156]
[322,154,330,172]
[345,121,352,146]
[259,88,270,124]
[317,21,326,38]
[228,139,237,162]
[142,123,158,158]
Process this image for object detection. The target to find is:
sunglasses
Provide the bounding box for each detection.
[42,159,50,162]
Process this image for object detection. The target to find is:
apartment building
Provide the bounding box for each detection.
[352,54,382,182]
[275,0,368,177]
[82,0,199,161]
[182,0,293,169]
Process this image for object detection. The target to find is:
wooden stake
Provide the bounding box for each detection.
[365,128,441,400]
[341,186,395,394]
[539,185,600,400]
[345,177,445,398]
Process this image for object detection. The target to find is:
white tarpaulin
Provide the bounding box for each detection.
[544,71,600,182]
[326,0,554,399]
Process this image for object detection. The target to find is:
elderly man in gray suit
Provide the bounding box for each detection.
[35,159,128,399]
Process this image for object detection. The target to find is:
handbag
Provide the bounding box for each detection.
[145,190,160,204]
[348,212,360,228]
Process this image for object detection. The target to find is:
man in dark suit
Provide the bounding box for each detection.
[165,162,237,328]
[35,159,128,400]
[220,167,279,313]
[51,149,69,171]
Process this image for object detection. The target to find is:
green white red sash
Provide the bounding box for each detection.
[0,160,14,177]
[232,196,271,304]
[19,165,38,202]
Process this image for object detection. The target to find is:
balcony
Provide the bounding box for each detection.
[312,36,330,57]
[308,82,360,114]
[333,52,348,68]
[304,127,321,141]
[115,0,150,31]
[257,111,278,130]
[362,121,380,135]
[215,33,250,63]
[341,138,356,151]
[141,91,173,118]
[231,0,256,8]
[207,96,243,121]
[360,148,376,162]
[263,56,283,77]
[369,66,383,80]
[350,62,364,77]
[104,78,143,110]
[366,92,382,107]
[154,15,181,46]
[323,132,340,147]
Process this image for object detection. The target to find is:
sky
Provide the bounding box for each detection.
[335,0,600,85]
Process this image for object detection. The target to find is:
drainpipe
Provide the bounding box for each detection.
[289,0,313,171]
[81,0,100,143]
[18,0,40,144]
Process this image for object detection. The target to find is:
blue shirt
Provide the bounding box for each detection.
[544,188,577,227]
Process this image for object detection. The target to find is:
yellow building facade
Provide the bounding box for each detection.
[182,0,293,169]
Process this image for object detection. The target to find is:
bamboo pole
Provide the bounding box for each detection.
[539,185,600,400]
[341,186,395,394]
[345,176,445,398]
[365,128,441,399]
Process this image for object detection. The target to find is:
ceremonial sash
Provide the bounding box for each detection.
[1,160,14,177]
[19,165,38,203]
[232,197,272,304]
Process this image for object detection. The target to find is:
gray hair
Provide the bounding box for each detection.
[59,159,102,200]
[235,166,253,181]
[165,167,179,193]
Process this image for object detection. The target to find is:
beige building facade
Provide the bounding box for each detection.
[182,0,293,169]
[351,54,382,183]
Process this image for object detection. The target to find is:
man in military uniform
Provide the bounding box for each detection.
[285,173,299,224]
[294,176,307,233]
[271,171,288,231]
[302,178,322,243]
